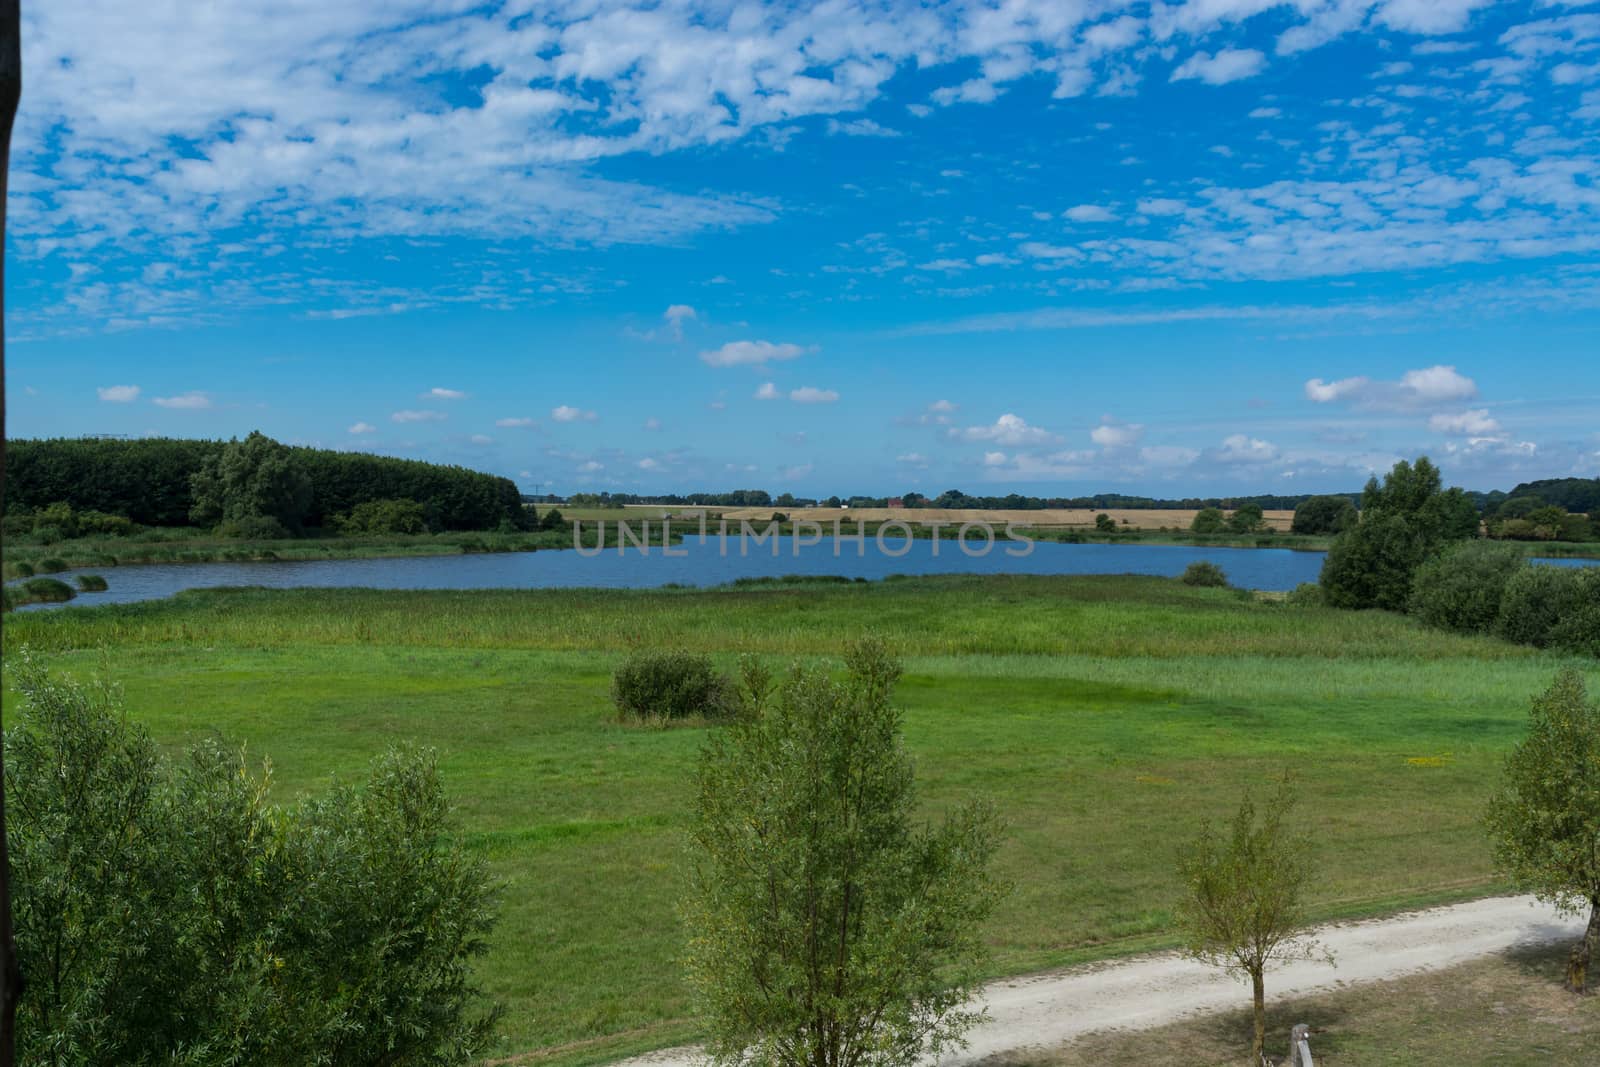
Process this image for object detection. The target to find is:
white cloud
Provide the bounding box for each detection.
[1090,418,1144,448]
[152,391,212,410]
[424,387,467,400]
[643,416,663,431]
[896,452,929,467]
[552,405,598,422]
[496,417,537,428]
[348,421,376,434]
[918,258,971,271]
[1429,408,1502,435]
[929,399,957,412]
[957,413,1060,447]
[97,384,140,402]
[469,433,493,445]
[1170,48,1267,86]
[637,457,661,471]
[1305,365,1478,409]
[1248,106,1282,119]
[826,117,901,138]
[789,386,839,404]
[1212,433,1280,464]
[577,460,604,473]
[664,304,697,340]
[1064,204,1117,223]
[700,340,810,367]
[754,381,781,400]
[391,409,445,423]
[1376,0,1495,35]
[982,450,1008,467]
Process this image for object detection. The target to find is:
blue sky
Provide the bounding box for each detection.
[6,0,1600,497]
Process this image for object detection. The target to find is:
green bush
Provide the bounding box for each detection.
[8,561,36,578]
[76,574,109,592]
[1409,541,1525,634]
[1291,495,1357,535]
[1191,508,1225,535]
[20,578,75,603]
[340,497,431,535]
[612,650,733,724]
[6,652,500,1065]
[1497,565,1598,653]
[36,557,69,573]
[1180,561,1229,588]
[1285,582,1323,607]
[215,514,292,540]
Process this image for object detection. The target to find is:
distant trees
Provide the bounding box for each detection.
[1095,512,1116,532]
[1486,670,1600,992]
[1227,502,1265,534]
[1178,780,1322,1064]
[190,430,313,534]
[1291,495,1357,536]
[4,436,527,533]
[5,653,500,1064]
[1191,507,1225,534]
[1319,457,1478,611]
[683,639,1006,1067]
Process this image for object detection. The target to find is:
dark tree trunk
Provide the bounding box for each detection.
[1567,898,1600,994]
[0,2,20,1063]
[1251,969,1266,1064]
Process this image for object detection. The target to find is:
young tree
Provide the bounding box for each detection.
[1486,670,1600,992]
[683,639,1006,1067]
[1178,779,1323,1064]
[1191,507,1225,534]
[1095,512,1117,533]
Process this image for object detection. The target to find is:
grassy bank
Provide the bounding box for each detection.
[4,575,1596,1064]
[0,523,680,579]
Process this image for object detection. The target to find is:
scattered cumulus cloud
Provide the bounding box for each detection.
[700,340,810,367]
[1170,48,1267,85]
[552,405,598,422]
[957,413,1060,447]
[391,409,446,423]
[1305,365,1478,409]
[424,387,467,400]
[348,421,376,434]
[97,384,139,402]
[152,392,212,410]
[789,386,839,404]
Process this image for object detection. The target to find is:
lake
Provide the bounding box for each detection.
[14,536,1599,610]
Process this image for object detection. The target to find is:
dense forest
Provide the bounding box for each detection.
[5,436,527,531]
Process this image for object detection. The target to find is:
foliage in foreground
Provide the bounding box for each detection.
[5,651,500,1066]
[1485,669,1600,993]
[683,639,1007,1067]
[1177,779,1323,1065]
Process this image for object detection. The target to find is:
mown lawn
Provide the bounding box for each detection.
[4,575,1596,1065]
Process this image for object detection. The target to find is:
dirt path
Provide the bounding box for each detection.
[610,895,1583,1067]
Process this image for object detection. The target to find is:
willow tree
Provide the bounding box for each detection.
[1178,779,1325,1065]
[683,640,1006,1067]
[1486,669,1600,992]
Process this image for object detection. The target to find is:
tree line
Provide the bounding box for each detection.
[3,434,528,533]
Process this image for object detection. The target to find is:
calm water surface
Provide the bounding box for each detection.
[15,536,1598,610]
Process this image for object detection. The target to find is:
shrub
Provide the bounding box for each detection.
[1226,503,1265,534]
[8,561,35,578]
[1548,568,1600,657]
[76,574,109,592]
[341,497,430,535]
[612,650,733,724]
[1285,582,1323,607]
[1191,507,1225,534]
[1497,565,1595,652]
[1095,513,1116,532]
[1181,561,1229,588]
[1409,541,1525,635]
[20,578,75,603]
[216,514,292,540]
[32,525,63,545]
[6,652,501,1064]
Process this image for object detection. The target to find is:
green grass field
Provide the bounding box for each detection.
[4,574,1597,1065]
